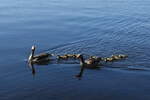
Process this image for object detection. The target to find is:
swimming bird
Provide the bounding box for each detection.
[57,55,68,60]
[111,55,121,60]
[77,54,101,69]
[28,45,53,64]
[75,54,101,78]
[57,54,81,60]
[111,54,128,60]
[102,54,128,62]
[118,54,128,58]
[103,57,114,62]
[66,54,78,59]
[90,56,102,61]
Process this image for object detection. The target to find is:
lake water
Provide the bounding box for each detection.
[0,0,150,100]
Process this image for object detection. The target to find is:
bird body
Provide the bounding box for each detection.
[76,54,101,78]
[57,55,68,60]
[103,57,114,62]
[28,46,52,64]
[111,55,121,60]
[118,54,128,58]
[30,53,51,63]
[78,55,101,69]
[102,54,128,62]
[57,54,81,60]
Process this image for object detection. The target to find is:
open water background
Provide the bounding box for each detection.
[0,0,150,100]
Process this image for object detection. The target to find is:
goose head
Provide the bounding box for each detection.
[31,45,36,52]
[28,45,36,63]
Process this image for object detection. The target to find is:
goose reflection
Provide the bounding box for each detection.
[28,56,54,76]
[28,62,36,76]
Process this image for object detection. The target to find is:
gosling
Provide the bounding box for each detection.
[57,55,68,60]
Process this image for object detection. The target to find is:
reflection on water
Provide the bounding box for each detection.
[1,0,150,99]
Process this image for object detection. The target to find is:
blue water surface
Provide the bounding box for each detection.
[0,0,150,100]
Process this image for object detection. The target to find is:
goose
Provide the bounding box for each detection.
[28,45,53,64]
[118,54,128,58]
[77,54,101,69]
[75,54,101,78]
[111,54,128,60]
[65,54,75,57]
[66,54,77,59]
[111,55,121,60]
[103,57,114,62]
[57,54,81,60]
[90,56,102,60]
[57,55,68,60]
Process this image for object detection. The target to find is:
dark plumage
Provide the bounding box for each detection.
[77,54,101,69]
[76,54,101,78]
[102,54,128,62]
[28,46,52,64]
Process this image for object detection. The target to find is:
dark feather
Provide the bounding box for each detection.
[33,53,50,60]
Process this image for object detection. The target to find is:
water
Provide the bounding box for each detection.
[0,0,150,100]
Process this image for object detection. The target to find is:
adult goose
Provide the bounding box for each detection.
[76,54,102,77]
[77,54,101,69]
[28,46,53,64]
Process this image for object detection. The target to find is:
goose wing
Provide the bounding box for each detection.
[34,53,50,59]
